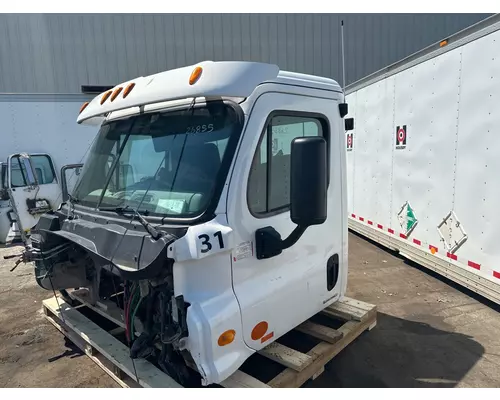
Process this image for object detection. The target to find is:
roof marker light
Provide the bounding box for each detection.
[189,66,203,85]
[123,82,135,98]
[110,87,123,102]
[100,90,113,105]
[79,102,89,114]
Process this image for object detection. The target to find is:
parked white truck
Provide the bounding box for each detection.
[16,61,353,386]
[0,96,98,243]
[345,14,500,304]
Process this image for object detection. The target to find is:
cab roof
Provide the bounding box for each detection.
[77,61,342,124]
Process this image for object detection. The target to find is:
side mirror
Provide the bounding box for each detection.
[61,164,84,202]
[290,136,327,227]
[255,136,328,260]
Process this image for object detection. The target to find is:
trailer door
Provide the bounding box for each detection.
[7,153,61,235]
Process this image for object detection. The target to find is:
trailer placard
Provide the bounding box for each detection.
[395,125,407,149]
[346,133,353,151]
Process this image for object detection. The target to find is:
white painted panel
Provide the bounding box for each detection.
[454,29,500,275]
[0,101,98,168]
[391,48,461,244]
[349,77,395,228]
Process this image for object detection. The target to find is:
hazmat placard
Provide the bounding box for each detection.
[397,201,418,235]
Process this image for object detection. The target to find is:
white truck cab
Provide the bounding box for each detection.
[27,61,353,386]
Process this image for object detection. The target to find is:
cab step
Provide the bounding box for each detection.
[41,294,377,388]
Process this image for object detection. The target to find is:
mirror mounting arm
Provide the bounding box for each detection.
[255,224,308,260]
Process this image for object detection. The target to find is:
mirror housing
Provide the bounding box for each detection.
[345,118,354,131]
[255,136,328,260]
[61,164,84,202]
[290,136,327,226]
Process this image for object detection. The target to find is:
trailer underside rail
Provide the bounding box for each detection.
[348,218,500,305]
[42,294,377,388]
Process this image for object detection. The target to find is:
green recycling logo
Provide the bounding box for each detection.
[406,204,417,232]
[397,201,418,235]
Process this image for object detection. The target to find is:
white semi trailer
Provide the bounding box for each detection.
[345,14,500,305]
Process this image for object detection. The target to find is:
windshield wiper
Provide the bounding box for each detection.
[99,206,161,240]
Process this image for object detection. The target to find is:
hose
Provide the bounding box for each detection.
[129,290,142,341]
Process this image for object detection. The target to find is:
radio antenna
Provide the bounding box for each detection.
[341,19,346,101]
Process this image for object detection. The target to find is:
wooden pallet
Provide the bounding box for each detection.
[42,294,377,388]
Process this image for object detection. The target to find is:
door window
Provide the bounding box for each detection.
[248,113,328,216]
[10,155,57,187]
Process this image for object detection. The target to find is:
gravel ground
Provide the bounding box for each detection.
[1,232,499,388]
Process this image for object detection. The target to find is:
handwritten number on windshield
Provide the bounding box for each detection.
[186,124,214,133]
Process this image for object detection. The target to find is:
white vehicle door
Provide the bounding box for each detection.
[7,153,61,235]
[227,91,345,350]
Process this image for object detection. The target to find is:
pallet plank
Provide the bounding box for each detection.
[341,297,376,313]
[44,312,137,388]
[259,342,313,372]
[267,308,377,388]
[109,326,126,336]
[321,301,367,322]
[295,321,343,344]
[70,290,126,328]
[220,370,270,388]
[43,297,182,388]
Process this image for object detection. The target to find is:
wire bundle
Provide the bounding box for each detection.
[124,282,143,343]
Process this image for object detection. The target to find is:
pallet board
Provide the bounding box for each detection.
[42,295,377,388]
[43,296,182,388]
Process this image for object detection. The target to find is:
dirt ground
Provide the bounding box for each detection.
[1,232,500,388]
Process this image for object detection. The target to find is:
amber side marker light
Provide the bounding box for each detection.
[110,87,123,102]
[100,91,113,105]
[439,39,448,47]
[218,330,236,346]
[189,66,203,85]
[79,102,90,114]
[251,321,269,340]
[123,82,136,98]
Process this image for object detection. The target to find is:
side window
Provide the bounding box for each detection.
[10,155,57,187]
[248,114,327,215]
[31,155,57,184]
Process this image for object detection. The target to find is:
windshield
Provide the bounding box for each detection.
[72,101,241,219]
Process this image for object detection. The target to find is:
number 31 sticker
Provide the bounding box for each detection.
[198,231,225,253]
[168,219,234,262]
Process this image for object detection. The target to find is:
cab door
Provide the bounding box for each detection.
[7,153,61,236]
[227,90,345,350]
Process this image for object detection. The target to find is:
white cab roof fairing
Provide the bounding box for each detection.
[77,61,280,124]
[77,61,343,126]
